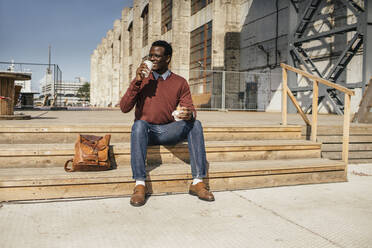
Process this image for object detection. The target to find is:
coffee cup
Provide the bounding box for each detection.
[172,110,182,121]
[142,60,153,78]
[172,105,184,121]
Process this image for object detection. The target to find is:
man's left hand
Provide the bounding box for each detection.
[177,107,193,120]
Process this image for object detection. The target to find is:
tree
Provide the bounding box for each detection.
[77,82,90,101]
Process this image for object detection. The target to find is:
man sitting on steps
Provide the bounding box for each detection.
[120,40,214,207]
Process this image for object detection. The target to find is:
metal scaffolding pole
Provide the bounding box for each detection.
[287,0,299,113]
[363,0,372,91]
[288,0,366,115]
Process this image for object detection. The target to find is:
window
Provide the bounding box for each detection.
[189,21,212,94]
[111,44,114,65]
[191,0,213,16]
[128,22,133,56]
[161,0,172,34]
[141,5,149,47]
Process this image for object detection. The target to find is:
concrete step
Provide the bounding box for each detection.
[0,125,302,144]
[323,151,372,161]
[302,125,372,164]
[322,143,372,152]
[344,159,372,164]
[0,140,321,168]
[0,158,347,202]
[317,135,372,143]
[301,125,372,136]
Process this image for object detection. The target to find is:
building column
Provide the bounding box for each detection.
[90,49,99,106]
[121,8,131,94]
[101,37,109,107]
[105,30,114,107]
[97,43,104,107]
[133,0,143,72]
[148,0,161,44]
[171,0,191,80]
[112,19,121,107]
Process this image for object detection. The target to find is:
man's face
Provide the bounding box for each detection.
[148,46,170,72]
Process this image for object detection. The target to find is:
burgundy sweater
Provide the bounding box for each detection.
[120,72,196,124]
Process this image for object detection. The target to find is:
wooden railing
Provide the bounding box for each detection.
[280,63,355,164]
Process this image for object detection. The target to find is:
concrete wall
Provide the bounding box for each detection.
[90,0,364,114]
[211,0,245,109]
[239,0,289,111]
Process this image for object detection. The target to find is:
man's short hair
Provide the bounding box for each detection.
[152,40,172,57]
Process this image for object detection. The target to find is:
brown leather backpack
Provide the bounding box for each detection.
[64,134,112,172]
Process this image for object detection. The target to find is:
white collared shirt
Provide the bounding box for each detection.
[152,70,171,80]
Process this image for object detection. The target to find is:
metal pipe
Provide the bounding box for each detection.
[275,0,279,66]
[222,71,226,110]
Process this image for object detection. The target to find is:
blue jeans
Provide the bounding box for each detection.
[130,119,207,180]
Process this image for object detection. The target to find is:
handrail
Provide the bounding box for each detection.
[280,63,353,164]
[281,63,355,96]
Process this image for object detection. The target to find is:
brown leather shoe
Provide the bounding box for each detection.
[189,182,215,201]
[130,185,147,207]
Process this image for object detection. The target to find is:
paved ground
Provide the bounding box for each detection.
[4,109,351,126]
[1,164,371,248]
[1,110,371,247]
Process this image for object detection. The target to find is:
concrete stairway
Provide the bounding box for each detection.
[302,125,372,164]
[0,125,347,201]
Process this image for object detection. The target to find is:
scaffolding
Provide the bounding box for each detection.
[287,0,372,115]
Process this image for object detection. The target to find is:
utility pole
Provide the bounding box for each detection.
[47,45,51,74]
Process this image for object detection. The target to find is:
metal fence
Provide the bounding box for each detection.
[0,61,282,112]
[0,61,63,107]
[181,69,282,112]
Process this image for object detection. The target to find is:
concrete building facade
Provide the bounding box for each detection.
[91,0,246,108]
[91,0,370,114]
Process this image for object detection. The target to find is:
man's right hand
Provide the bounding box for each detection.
[135,62,151,82]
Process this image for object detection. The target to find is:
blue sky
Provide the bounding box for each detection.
[0,0,131,91]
